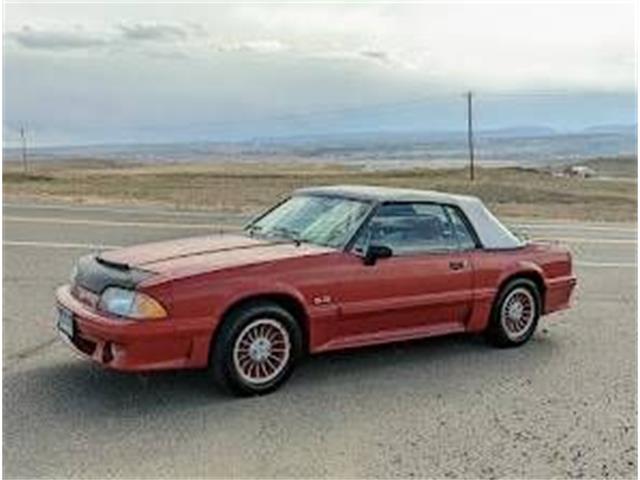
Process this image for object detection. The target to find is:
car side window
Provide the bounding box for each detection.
[354,202,458,255]
[444,205,479,250]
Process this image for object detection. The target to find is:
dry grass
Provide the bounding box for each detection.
[3,159,637,222]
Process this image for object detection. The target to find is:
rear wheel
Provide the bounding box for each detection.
[210,301,302,396]
[485,278,541,347]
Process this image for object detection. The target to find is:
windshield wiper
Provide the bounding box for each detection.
[268,226,303,246]
[245,224,263,237]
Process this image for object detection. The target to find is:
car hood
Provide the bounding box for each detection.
[98,234,334,278]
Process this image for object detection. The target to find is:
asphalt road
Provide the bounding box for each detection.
[3,201,637,479]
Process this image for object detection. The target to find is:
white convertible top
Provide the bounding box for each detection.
[295,185,524,250]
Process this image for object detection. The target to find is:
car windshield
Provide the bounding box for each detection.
[246,195,371,248]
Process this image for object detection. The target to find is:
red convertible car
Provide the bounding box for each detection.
[56,186,576,395]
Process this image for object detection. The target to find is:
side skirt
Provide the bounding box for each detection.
[312,321,467,353]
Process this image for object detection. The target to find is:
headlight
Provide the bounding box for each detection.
[98,287,167,320]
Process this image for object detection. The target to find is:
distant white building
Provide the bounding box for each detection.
[563,165,597,178]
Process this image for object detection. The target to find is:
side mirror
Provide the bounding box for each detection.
[363,244,393,266]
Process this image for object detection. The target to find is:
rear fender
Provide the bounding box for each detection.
[467,260,546,332]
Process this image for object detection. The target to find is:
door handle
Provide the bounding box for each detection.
[449,260,467,271]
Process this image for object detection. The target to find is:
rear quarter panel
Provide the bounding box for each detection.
[467,242,575,332]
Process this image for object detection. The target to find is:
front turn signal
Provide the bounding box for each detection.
[99,287,168,320]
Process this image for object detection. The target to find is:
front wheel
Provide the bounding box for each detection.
[210,301,303,396]
[485,278,541,348]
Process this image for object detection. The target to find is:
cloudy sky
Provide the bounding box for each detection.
[3,2,637,147]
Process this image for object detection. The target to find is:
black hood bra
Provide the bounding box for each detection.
[73,254,151,294]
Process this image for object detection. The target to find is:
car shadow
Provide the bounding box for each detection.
[4,331,558,422]
[292,330,557,391]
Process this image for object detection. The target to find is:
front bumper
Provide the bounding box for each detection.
[55,285,210,371]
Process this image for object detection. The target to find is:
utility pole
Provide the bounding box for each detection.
[20,125,28,174]
[466,91,475,181]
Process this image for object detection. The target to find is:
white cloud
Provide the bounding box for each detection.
[358,50,391,64]
[3,3,636,146]
[5,20,207,54]
[118,21,201,42]
[4,3,634,92]
[7,24,110,51]
[213,39,289,54]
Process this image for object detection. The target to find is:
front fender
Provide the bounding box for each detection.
[214,278,308,320]
[165,276,312,367]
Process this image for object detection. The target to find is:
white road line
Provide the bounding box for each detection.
[4,216,242,230]
[575,261,636,269]
[512,223,636,233]
[3,202,240,219]
[4,240,120,250]
[535,237,636,245]
[2,215,635,244]
[2,207,637,245]
[4,240,636,268]
[4,203,636,233]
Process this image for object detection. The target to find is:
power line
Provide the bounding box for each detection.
[137,93,463,133]
[93,89,625,135]
[476,90,631,99]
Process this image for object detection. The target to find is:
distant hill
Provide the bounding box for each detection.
[3,124,636,169]
[582,124,637,134]
[580,156,637,177]
[477,126,558,138]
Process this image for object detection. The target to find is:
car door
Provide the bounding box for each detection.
[333,202,476,342]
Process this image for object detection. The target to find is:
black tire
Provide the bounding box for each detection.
[485,278,541,348]
[210,300,303,396]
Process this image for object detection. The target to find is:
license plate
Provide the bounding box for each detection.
[57,307,75,338]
